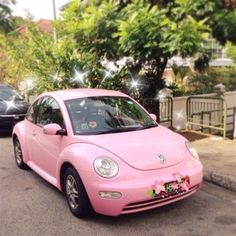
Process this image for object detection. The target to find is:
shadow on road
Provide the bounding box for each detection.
[177,130,210,142]
[87,197,193,224]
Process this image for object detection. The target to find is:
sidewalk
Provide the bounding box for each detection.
[180,131,236,192]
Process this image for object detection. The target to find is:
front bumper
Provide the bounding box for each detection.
[0,114,25,130]
[80,158,203,216]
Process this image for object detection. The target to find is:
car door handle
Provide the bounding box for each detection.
[32,131,36,136]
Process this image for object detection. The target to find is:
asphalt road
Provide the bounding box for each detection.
[0,133,236,236]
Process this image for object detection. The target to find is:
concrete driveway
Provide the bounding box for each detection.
[0,134,236,236]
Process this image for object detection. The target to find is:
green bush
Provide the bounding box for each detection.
[188,74,218,94]
[187,66,236,95]
[168,81,187,97]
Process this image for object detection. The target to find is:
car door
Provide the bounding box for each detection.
[29,96,66,179]
[25,98,42,159]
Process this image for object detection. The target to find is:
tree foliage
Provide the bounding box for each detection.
[0,0,16,33]
[226,42,236,62]
[56,0,211,97]
[2,0,236,97]
[2,24,80,93]
[176,0,236,45]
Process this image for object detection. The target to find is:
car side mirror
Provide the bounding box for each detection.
[149,113,157,121]
[43,123,67,136]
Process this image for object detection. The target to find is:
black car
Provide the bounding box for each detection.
[0,84,29,131]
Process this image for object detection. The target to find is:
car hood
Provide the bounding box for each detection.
[80,126,187,170]
[0,100,29,115]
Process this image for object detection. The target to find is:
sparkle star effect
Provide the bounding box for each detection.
[70,68,88,85]
[175,111,184,120]
[131,80,139,89]
[5,98,19,113]
[102,70,114,83]
[51,71,61,83]
[127,70,141,91]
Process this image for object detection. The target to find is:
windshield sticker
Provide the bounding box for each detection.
[88,121,97,128]
[81,123,89,130]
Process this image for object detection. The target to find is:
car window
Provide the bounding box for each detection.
[0,85,23,101]
[36,97,65,128]
[66,96,156,135]
[26,99,41,123]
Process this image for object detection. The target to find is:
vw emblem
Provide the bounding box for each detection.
[157,154,167,164]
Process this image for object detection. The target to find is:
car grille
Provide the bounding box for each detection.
[121,185,199,214]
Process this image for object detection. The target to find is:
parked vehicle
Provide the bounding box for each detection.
[12,89,203,218]
[0,84,29,131]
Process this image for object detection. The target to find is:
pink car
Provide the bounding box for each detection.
[12,89,203,218]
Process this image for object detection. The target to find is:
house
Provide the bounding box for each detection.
[16,19,53,34]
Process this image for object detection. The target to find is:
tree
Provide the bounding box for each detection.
[116,1,210,96]
[3,0,236,97]
[223,0,236,8]
[57,0,124,89]
[0,1,28,86]
[2,23,80,93]
[58,0,209,97]
[175,0,236,45]
[0,16,30,87]
[0,35,24,86]
[226,42,236,62]
[0,0,15,33]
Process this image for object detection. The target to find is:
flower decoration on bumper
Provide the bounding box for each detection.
[147,174,190,198]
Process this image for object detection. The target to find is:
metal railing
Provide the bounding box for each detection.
[140,97,173,127]
[186,96,227,138]
[226,107,236,138]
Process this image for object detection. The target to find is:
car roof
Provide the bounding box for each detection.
[41,88,129,101]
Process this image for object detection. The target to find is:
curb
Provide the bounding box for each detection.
[204,171,236,192]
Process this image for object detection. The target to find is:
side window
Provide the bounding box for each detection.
[26,99,41,123]
[36,97,65,128]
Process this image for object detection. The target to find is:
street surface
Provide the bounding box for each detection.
[0,133,236,236]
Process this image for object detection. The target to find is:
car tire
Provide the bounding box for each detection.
[13,137,29,170]
[64,167,92,218]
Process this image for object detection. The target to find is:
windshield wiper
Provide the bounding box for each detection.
[143,123,158,129]
[95,126,144,135]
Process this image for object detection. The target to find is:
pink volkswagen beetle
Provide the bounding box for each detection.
[12,89,203,218]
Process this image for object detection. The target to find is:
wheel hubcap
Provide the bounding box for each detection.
[15,141,22,165]
[66,175,79,209]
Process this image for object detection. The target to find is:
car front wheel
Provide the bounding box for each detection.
[64,167,92,218]
[13,137,28,170]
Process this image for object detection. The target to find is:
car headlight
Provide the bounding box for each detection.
[94,156,119,178]
[185,142,199,160]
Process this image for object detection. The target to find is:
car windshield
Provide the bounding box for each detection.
[0,85,23,101]
[65,96,157,135]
